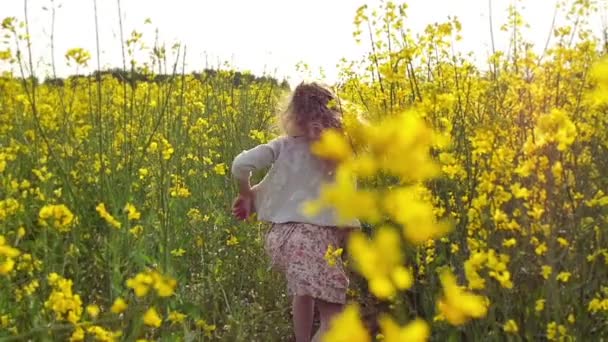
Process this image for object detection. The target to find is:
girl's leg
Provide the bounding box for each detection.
[312,299,344,341]
[293,295,315,342]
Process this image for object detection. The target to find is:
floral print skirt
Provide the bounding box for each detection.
[264,222,350,304]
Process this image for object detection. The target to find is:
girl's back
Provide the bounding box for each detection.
[232,135,358,227]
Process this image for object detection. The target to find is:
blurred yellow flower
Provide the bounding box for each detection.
[436,269,488,326]
[535,299,546,313]
[96,203,121,229]
[311,129,353,162]
[378,315,429,342]
[143,307,162,328]
[503,319,519,334]
[322,304,370,342]
[324,244,343,267]
[541,265,553,280]
[38,204,75,233]
[168,310,187,324]
[110,298,128,314]
[86,304,100,319]
[556,272,572,283]
[124,203,141,221]
[348,227,412,299]
[171,248,186,257]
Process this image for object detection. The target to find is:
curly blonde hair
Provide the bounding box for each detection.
[279,82,343,140]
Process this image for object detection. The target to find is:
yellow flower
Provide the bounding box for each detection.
[348,227,413,299]
[86,304,100,319]
[534,109,577,151]
[503,319,519,334]
[378,315,429,342]
[322,304,370,342]
[143,307,162,328]
[96,203,121,229]
[303,167,380,224]
[126,272,153,297]
[541,265,553,280]
[110,298,128,314]
[170,248,186,257]
[567,313,575,324]
[44,273,83,324]
[38,204,75,232]
[65,47,91,66]
[502,238,517,248]
[70,326,85,341]
[213,163,227,176]
[0,235,20,276]
[152,272,177,297]
[129,225,143,237]
[556,271,572,283]
[167,310,187,324]
[311,129,353,162]
[436,269,488,326]
[546,321,568,341]
[86,325,121,341]
[535,243,548,256]
[123,203,141,221]
[324,244,343,267]
[195,319,217,337]
[383,186,451,244]
[535,299,546,312]
[226,235,239,246]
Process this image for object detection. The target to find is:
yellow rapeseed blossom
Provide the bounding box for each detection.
[143,307,162,328]
[383,186,450,244]
[303,168,380,224]
[38,204,75,233]
[503,319,519,334]
[70,326,85,341]
[348,227,413,299]
[170,248,186,257]
[110,298,128,314]
[44,273,83,324]
[436,269,488,326]
[86,304,100,319]
[311,128,353,162]
[541,265,553,280]
[168,310,187,324]
[502,238,517,248]
[535,299,546,313]
[126,272,153,297]
[546,321,568,341]
[378,315,430,342]
[226,235,239,246]
[464,251,487,290]
[556,271,572,283]
[126,270,177,297]
[96,203,121,229]
[124,203,141,221]
[588,297,608,313]
[567,314,575,324]
[0,235,20,275]
[86,325,121,342]
[324,244,343,267]
[195,319,217,337]
[322,304,370,342]
[534,109,577,151]
[213,163,227,176]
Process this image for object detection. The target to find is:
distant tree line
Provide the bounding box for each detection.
[11,68,290,90]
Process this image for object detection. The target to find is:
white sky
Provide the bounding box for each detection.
[1,0,607,86]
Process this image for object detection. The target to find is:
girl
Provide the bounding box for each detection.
[230,82,360,342]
